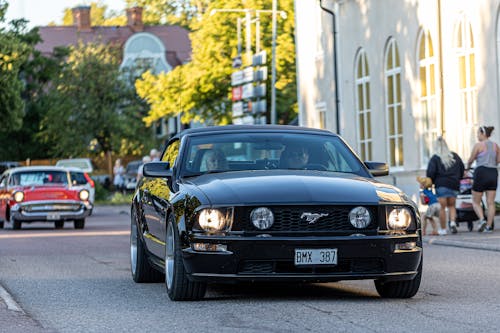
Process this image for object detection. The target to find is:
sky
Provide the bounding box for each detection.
[4,0,126,28]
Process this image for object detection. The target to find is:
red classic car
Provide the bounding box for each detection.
[0,166,93,230]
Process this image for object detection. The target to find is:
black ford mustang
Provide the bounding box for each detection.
[131,125,422,301]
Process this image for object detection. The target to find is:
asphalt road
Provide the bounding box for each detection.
[1,206,500,333]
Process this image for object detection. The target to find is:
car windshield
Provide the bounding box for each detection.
[126,162,141,174]
[181,132,368,177]
[11,171,68,186]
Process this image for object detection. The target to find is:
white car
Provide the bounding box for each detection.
[67,168,95,206]
[56,158,94,173]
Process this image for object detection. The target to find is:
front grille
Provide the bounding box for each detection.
[23,203,82,212]
[238,259,384,275]
[235,205,378,233]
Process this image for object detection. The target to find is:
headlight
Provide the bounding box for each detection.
[250,207,274,230]
[197,208,233,232]
[79,189,90,201]
[387,207,413,230]
[349,206,371,228]
[13,191,24,203]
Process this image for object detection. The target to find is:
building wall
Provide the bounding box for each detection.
[295,0,500,204]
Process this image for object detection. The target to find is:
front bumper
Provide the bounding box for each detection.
[11,200,92,222]
[182,234,422,283]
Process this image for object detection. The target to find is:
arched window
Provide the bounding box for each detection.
[120,32,171,75]
[417,29,439,166]
[354,49,372,161]
[455,15,477,158]
[385,38,403,167]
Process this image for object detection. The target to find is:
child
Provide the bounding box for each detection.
[417,176,440,236]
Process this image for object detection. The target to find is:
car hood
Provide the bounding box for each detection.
[13,185,78,201]
[182,170,407,206]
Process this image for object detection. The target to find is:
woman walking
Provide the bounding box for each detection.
[427,137,465,235]
[466,126,500,233]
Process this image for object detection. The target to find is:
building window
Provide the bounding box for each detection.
[417,29,439,167]
[354,49,372,161]
[455,16,477,158]
[385,38,403,167]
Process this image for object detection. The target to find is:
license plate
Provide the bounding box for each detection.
[47,213,60,220]
[294,248,338,266]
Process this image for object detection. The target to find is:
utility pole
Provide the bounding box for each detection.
[271,0,277,125]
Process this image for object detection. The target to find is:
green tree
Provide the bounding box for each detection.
[135,0,297,126]
[39,41,152,171]
[0,1,30,133]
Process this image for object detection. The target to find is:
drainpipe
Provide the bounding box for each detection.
[319,0,341,134]
[437,0,445,136]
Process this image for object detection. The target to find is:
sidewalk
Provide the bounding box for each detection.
[423,216,500,252]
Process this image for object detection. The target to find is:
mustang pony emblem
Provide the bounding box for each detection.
[301,212,329,224]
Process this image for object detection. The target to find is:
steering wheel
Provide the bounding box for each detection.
[264,159,279,169]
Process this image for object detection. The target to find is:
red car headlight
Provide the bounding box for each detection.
[79,189,90,201]
[13,191,25,203]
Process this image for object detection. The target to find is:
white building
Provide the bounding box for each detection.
[294,0,500,202]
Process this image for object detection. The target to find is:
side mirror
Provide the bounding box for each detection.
[364,161,389,177]
[143,162,172,178]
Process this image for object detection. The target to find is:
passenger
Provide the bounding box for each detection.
[281,145,309,169]
[202,149,227,171]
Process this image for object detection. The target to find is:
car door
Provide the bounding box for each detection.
[141,140,180,258]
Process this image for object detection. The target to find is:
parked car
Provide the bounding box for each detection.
[123,160,142,191]
[130,125,422,301]
[55,158,94,173]
[0,166,92,229]
[56,158,111,189]
[0,161,20,174]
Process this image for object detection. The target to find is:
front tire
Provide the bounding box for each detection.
[375,259,422,298]
[0,221,4,229]
[55,221,64,229]
[11,217,21,230]
[165,216,206,301]
[74,219,85,229]
[130,206,163,283]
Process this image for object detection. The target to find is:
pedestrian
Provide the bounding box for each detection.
[417,176,439,236]
[466,125,500,233]
[150,148,160,162]
[426,137,465,235]
[136,155,151,182]
[113,158,125,192]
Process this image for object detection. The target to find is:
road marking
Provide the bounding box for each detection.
[0,284,25,313]
[0,230,129,239]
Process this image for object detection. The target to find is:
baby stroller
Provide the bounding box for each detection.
[455,172,487,231]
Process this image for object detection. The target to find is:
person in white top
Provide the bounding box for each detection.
[113,159,125,191]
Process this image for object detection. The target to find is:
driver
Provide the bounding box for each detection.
[281,146,309,169]
[203,149,228,171]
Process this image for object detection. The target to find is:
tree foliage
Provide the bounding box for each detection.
[135,0,297,126]
[38,42,152,159]
[0,1,31,133]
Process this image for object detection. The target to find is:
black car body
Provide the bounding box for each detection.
[131,125,422,301]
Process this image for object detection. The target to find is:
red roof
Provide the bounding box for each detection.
[36,25,191,67]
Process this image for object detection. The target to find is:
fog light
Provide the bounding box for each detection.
[192,243,227,252]
[395,242,417,251]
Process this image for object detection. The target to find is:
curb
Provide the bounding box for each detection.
[424,238,500,252]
